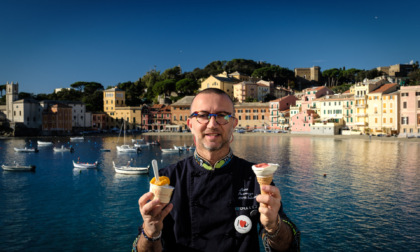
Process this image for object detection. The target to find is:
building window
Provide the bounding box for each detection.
[173,116,176,121]
[403,102,407,109]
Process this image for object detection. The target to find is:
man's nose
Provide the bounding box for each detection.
[207,115,218,127]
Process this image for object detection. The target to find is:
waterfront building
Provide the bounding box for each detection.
[353,76,390,133]
[42,103,72,132]
[269,95,298,129]
[234,102,270,130]
[381,91,400,135]
[103,87,142,130]
[91,112,109,131]
[316,93,355,130]
[399,85,420,136]
[290,109,319,134]
[366,83,399,135]
[142,104,171,131]
[171,96,194,132]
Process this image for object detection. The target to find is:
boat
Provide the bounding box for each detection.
[73,160,98,169]
[2,161,36,171]
[14,147,39,153]
[131,138,144,143]
[134,141,150,148]
[53,145,74,153]
[113,161,150,175]
[116,121,140,153]
[161,147,182,153]
[37,141,53,146]
[70,136,84,141]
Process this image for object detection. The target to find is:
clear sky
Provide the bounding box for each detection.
[1,0,419,94]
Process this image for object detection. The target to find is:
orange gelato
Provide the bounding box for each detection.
[150,176,170,186]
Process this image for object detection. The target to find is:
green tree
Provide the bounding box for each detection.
[175,78,199,95]
[161,66,183,81]
[83,90,103,112]
[142,69,161,89]
[408,69,420,85]
[153,79,176,96]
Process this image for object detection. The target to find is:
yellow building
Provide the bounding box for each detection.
[233,81,258,103]
[200,74,240,99]
[316,94,355,129]
[234,102,270,130]
[103,87,142,130]
[366,83,399,134]
[353,76,389,132]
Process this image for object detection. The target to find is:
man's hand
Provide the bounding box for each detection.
[139,192,173,236]
[256,185,281,231]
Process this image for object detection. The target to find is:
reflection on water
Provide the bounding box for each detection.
[1,135,419,251]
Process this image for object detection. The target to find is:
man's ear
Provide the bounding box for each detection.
[233,117,238,128]
[187,118,192,129]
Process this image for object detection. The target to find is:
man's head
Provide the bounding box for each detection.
[187,88,237,156]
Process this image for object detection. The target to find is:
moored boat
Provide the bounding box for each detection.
[14,147,39,153]
[2,162,36,171]
[53,145,74,153]
[70,136,84,141]
[113,161,149,175]
[37,141,53,146]
[161,147,182,153]
[72,160,98,169]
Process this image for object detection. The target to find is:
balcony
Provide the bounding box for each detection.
[355,113,367,117]
[355,104,367,108]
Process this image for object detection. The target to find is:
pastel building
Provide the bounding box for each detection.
[42,103,72,132]
[200,73,240,99]
[317,93,355,129]
[353,76,390,133]
[233,81,258,103]
[367,83,399,135]
[399,85,420,136]
[234,102,270,130]
[269,95,298,129]
[170,96,194,132]
[381,91,400,135]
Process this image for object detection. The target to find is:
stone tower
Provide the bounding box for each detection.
[6,81,19,120]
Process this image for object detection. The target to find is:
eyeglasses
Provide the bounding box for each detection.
[189,111,234,125]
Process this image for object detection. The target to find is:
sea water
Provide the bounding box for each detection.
[0,134,419,251]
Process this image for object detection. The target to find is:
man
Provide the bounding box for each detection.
[134,88,299,251]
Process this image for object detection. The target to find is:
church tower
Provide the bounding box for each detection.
[6,81,19,120]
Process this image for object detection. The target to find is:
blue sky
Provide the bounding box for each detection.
[1,0,419,94]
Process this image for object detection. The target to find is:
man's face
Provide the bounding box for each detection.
[187,93,237,153]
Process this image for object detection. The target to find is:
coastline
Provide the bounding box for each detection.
[1,132,419,143]
[142,131,420,142]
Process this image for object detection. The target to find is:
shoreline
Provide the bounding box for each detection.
[141,131,420,142]
[1,132,419,143]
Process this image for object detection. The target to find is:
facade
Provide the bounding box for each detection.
[171,96,194,131]
[317,94,355,130]
[200,75,240,99]
[103,87,142,130]
[256,80,273,101]
[294,66,321,82]
[142,104,171,131]
[290,110,319,134]
[10,99,42,129]
[42,104,72,132]
[6,81,19,121]
[311,119,345,135]
[269,95,298,129]
[234,102,270,130]
[367,83,399,134]
[399,85,420,136]
[92,112,109,130]
[353,76,390,132]
[233,81,258,103]
[381,91,400,135]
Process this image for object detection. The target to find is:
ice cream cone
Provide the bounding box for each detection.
[256,175,274,195]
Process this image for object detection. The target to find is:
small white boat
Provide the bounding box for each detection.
[53,145,74,153]
[113,161,149,175]
[14,147,39,153]
[70,136,84,141]
[2,162,36,171]
[116,144,140,153]
[161,148,182,153]
[131,138,144,143]
[73,160,98,169]
[37,141,53,146]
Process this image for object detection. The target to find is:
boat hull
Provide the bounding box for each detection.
[113,161,149,175]
[2,164,36,171]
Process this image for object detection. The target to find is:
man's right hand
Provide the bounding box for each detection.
[139,192,173,236]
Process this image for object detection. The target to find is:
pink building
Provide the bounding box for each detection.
[269,95,298,129]
[290,86,332,133]
[399,85,420,136]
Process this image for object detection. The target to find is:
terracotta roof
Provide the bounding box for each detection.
[370,83,398,94]
[269,95,297,102]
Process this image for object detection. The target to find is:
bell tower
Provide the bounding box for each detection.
[6,81,19,120]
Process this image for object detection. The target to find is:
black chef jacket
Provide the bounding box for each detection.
[151,155,298,252]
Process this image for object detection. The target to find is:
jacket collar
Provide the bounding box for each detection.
[194,149,233,170]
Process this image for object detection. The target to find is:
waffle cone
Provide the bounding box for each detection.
[257,175,273,195]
